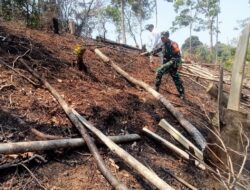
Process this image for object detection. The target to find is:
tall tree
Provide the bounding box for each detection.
[74,0,105,37]
[181,35,203,53]
[171,0,199,55]
[105,0,153,45]
[121,0,126,43]
[196,0,220,56]
[130,0,154,47]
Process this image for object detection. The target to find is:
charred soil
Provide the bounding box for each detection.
[1,20,248,190]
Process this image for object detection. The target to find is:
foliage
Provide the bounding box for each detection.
[171,0,198,32]
[195,0,220,50]
[181,35,202,52]
[104,0,154,44]
[181,35,241,66]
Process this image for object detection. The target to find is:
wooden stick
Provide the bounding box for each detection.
[21,164,47,190]
[31,128,63,140]
[142,128,205,170]
[0,134,141,154]
[161,168,198,190]
[0,154,46,170]
[73,109,174,190]
[159,119,203,161]
[20,59,127,190]
[0,59,39,86]
[217,64,224,129]
[94,48,206,150]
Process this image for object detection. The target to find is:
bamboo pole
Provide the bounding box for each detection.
[19,59,127,190]
[94,49,206,150]
[0,134,141,154]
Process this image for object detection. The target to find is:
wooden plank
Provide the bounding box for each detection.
[228,23,250,111]
[143,128,205,170]
[159,119,203,161]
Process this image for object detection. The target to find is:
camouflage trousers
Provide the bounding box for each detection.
[155,59,184,95]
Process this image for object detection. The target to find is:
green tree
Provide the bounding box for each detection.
[181,35,203,53]
[0,0,41,27]
[196,0,220,56]
[105,0,154,45]
[171,0,199,54]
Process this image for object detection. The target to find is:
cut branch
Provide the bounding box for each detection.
[31,128,63,140]
[159,119,203,161]
[94,48,206,150]
[143,127,205,170]
[0,59,40,86]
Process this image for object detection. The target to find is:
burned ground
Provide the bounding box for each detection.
[0,20,249,189]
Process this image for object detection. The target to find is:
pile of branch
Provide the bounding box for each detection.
[181,64,250,90]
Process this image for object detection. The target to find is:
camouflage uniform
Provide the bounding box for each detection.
[153,40,184,96]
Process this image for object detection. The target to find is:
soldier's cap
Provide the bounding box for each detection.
[161,31,170,37]
[145,24,154,30]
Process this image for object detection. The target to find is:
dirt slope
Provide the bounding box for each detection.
[0,20,230,190]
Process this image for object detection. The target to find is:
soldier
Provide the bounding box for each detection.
[150,31,185,99]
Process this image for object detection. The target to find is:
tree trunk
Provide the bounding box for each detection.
[121,0,126,44]
[0,134,141,154]
[155,0,158,27]
[189,22,192,55]
[94,49,206,150]
[69,19,76,35]
[209,21,214,58]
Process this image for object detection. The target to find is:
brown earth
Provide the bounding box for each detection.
[0,20,249,190]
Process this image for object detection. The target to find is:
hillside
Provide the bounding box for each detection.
[0,20,249,190]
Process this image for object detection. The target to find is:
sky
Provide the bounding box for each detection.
[104,0,250,47]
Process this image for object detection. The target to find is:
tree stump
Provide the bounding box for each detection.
[69,19,76,35]
[76,48,88,72]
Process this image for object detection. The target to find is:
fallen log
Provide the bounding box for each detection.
[0,134,141,154]
[94,48,206,150]
[96,36,141,51]
[73,110,175,190]
[142,128,205,170]
[20,59,127,190]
